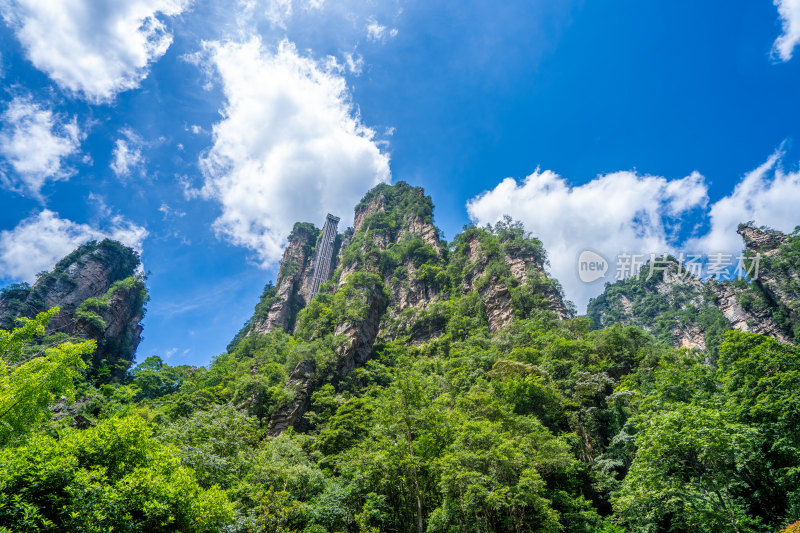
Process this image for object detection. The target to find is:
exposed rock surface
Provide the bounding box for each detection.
[268,359,317,436]
[252,224,318,334]
[673,324,707,351]
[708,281,792,343]
[74,282,147,369]
[392,261,438,312]
[738,225,800,321]
[352,192,386,234]
[463,234,569,332]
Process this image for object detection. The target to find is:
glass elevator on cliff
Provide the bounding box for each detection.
[309,213,339,299]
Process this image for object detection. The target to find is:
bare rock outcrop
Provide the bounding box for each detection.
[738,225,800,321]
[463,234,569,332]
[709,281,792,343]
[0,239,146,375]
[252,224,318,334]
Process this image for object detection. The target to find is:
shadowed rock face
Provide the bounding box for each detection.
[251,224,318,335]
[0,239,146,376]
[0,243,129,331]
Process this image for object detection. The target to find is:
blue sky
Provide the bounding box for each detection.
[2,0,800,367]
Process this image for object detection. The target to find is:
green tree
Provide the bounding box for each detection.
[717,331,800,522]
[0,308,94,445]
[0,415,233,532]
[615,405,763,532]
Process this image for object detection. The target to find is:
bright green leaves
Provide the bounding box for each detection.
[615,405,763,533]
[0,415,234,532]
[717,331,800,515]
[295,271,386,341]
[430,417,571,533]
[0,308,94,445]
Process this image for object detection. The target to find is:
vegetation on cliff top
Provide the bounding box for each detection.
[0,240,147,380]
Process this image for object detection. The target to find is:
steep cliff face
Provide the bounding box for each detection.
[588,226,800,352]
[738,224,800,332]
[0,239,147,376]
[707,281,792,343]
[461,231,569,332]
[268,275,387,436]
[243,183,572,435]
[250,223,319,335]
[73,277,148,372]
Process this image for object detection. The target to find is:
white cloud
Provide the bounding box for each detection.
[159,202,186,218]
[1,0,192,103]
[110,128,145,179]
[235,0,326,33]
[686,150,800,254]
[773,0,800,61]
[366,18,397,42]
[0,210,148,282]
[0,96,82,197]
[197,37,390,266]
[468,151,800,312]
[467,169,709,312]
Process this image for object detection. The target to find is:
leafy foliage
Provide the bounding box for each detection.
[0,415,233,532]
[0,308,94,445]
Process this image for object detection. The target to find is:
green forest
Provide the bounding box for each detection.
[1,184,799,532]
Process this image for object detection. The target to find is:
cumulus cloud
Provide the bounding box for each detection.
[467,169,710,312]
[197,37,390,266]
[1,0,192,102]
[686,150,800,254]
[773,0,800,61]
[366,18,398,42]
[110,129,145,178]
[0,210,148,282]
[0,96,82,196]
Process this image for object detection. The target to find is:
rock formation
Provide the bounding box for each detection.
[237,182,571,435]
[250,223,320,335]
[0,239,147,376]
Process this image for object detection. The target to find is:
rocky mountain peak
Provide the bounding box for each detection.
[0,239,147,377]
[737,223,784,254]
[234,184,573,435]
